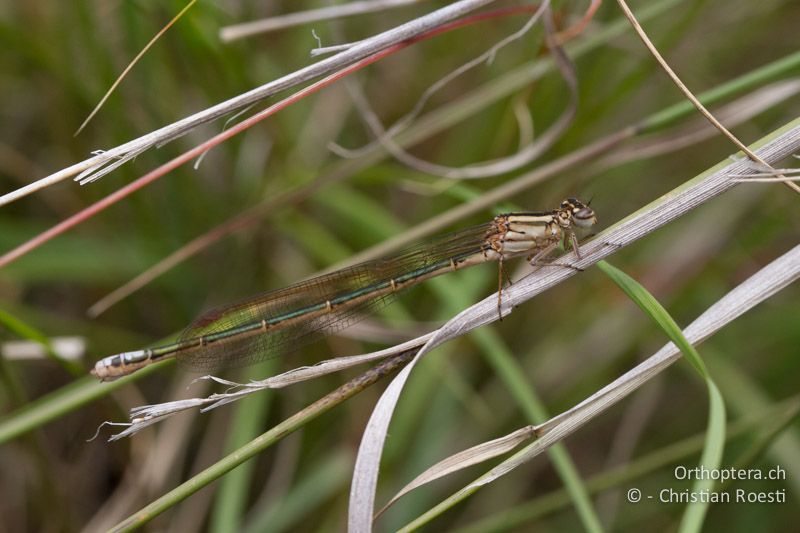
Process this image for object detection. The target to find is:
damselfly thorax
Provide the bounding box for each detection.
[91,198,597,381]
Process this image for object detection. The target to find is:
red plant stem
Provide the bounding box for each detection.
[0,6,539,269]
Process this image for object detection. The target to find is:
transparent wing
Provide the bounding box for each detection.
[176,222,495,371]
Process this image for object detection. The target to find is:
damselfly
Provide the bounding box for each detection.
[91,198,597,381]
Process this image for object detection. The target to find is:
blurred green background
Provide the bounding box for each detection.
[0,1,798,531]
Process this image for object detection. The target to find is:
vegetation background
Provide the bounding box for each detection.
[0,0,798,531]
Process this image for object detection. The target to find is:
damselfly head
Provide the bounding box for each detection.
[559,198,597,229]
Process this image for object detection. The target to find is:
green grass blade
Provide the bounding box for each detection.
[596,261,726,533]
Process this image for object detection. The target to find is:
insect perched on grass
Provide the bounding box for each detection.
[91,198,597,381]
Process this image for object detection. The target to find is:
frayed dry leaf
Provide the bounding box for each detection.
[730,164,800,182]
[245,333,434,389]
[377,425,536,517]
[108,398,211,441]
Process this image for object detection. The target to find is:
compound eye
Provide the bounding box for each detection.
[573,207,597,228]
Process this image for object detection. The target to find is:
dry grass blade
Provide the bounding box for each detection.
[339,4,580,180]
[239,332,434,389]
[730,165,800,182]
[614,0,800,195]
[74,0,199,136]
[219,0,431,42]
[0,0,498,205]
[105,350,417,530]
[0,6,531,271]
[377,425,537,518]
[333,2,550,162]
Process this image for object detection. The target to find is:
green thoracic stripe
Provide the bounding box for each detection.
[193,248,487,346]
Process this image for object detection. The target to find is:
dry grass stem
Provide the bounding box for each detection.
[0,0,498,206]
[614,0,800,195]
[219,0,431,42]
[331,3,550,161]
